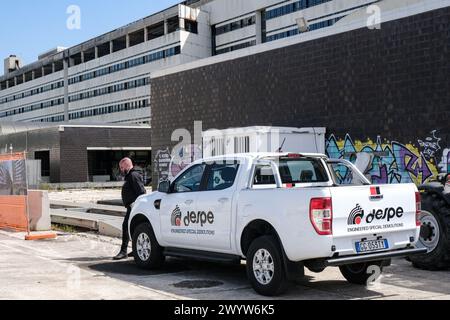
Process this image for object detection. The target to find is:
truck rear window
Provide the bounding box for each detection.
[254,158,329,186]
[278,159,328,184]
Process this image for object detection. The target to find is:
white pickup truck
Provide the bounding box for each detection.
[128,153,426,296]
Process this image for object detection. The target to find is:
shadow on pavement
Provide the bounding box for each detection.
[85,258,191,276]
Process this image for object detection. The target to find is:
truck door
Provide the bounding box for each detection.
[195,162,240,252]
[159,164,206,248]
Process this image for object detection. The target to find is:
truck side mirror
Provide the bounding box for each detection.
[158,180,171,193]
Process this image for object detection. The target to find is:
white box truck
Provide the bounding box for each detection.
[202,126,326,157]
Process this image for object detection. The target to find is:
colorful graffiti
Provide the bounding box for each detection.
[326,134,440,185]
[154,144,202,184]
[418,130,442,161]
[439,148,450,174]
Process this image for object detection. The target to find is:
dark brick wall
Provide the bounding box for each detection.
[151,7,450,187]
[0,128,61,182]
[0,127,151,183]
[59,127,152,183]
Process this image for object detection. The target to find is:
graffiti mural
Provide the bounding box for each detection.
[326,134,441,185]
[153,147,172,184]
[154,144,202,184]
[439,148,450,174]
[417,130,442,161]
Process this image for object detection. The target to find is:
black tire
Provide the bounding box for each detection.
[339,261,383,285]
[132,223,165,270]
[410,193,450,270]
[246,236,288,296]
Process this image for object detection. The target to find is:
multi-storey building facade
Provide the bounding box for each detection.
[0,0,380,125]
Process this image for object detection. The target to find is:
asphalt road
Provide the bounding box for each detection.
[0,230,449,300]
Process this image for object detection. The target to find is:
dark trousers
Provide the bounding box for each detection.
[121,207,132,253]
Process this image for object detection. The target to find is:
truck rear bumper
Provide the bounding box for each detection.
[325,247,427,267]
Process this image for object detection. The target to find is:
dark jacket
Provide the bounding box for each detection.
[122,168,146,208]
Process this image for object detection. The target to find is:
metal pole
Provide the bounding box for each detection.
[25,133,31,236]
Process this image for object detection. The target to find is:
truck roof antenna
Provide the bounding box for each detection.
[276,138,286,153]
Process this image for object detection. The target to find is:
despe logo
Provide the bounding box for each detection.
[348,204,364,225]
[171,205,182,227]
[348,204,405,225]
[171,205,215,227]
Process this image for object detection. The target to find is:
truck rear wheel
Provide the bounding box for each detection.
[339,262,383,285]
[132,223,165,270]
[246,236,288,296]
[410,193,450,270]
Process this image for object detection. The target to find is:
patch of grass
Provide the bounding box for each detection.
[51,223,88,233]
[39,184,52,191]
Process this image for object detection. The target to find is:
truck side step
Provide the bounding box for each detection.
[164,247,242,264]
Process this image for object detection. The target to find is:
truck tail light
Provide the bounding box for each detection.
[287,153,304,158]
[415,192,422,227]
[310,197,333,235]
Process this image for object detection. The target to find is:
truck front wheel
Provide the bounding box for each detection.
[339,262,383,285]
[132,223,165,270]
[246,236,288,296]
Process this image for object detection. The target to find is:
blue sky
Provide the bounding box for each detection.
[0,0,181,68]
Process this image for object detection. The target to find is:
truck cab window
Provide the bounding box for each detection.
[253,165,276,187]
[172,164,206,193]
[206,163,240,191]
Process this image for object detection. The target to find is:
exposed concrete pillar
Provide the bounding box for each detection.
[80,51,85,63]
[14,77,17,86]
[164,20,169,35]
[63,58,69,122]
[5,80,8,89]
[255,11,263,45]
[31,70,35,80]
[110,41,114,54]
[144,27,148,42]
[52,63,56,73]
[126,34,130,48]
[94,46,99,59]
[42,66,46,76]
[23,73,26,83]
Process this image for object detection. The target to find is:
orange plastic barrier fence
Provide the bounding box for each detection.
[0,152,28,232]
[0,196,28,231]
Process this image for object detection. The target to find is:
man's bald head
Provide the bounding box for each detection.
[119,158,134,174]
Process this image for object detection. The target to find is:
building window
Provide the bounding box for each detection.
[265,16,342,42]
[67,99,149,121]
[167,16,180,33]
[265,0,332,20]
[184,19,198,34]
[215,40,256,55]
[215,15,256,36]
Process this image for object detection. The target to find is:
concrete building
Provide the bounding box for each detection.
[0,0,211,124]
[0,123,152,183]
[1,0,449,186]
[0,0,380,125]
[150,0,450,187]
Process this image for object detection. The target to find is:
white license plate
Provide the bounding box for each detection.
[356,239,389,253]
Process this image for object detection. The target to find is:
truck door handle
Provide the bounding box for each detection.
[218,198,229,204]
[185,200,194,205]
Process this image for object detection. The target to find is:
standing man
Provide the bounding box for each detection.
[113,157,147,260]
